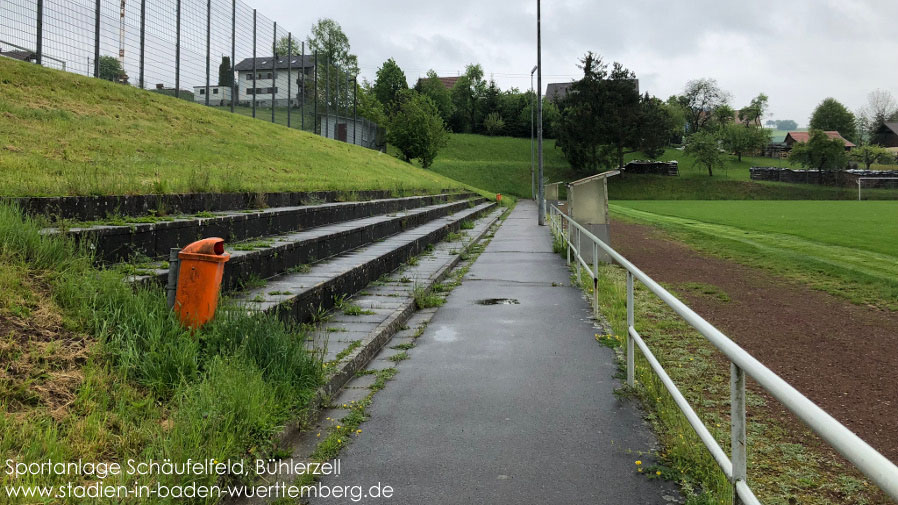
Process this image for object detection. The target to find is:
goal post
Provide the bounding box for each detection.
[856,177,898,201]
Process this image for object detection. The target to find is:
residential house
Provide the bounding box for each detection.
[872,122,898,150]
[233,55,315,107]
[545,82,573,103]
[784,131,855,151]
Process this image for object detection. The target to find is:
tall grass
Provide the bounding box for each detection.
[0,203,323,503]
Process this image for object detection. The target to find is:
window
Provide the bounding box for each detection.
[213,88,219,94]
[199,88,205,95]
[247,88,254,95]
[246,73,253,81]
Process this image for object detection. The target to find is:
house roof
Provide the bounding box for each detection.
[416,76,460,90]
[546,82,573,102]
[234,55,315,71]
[785,131,856,148]
[875,122,898,135]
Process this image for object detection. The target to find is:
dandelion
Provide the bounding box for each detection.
[356,429,362,434]
[316,433,321,437]
[656,471,661,476]
[343,403,348,408]
[337,425,342,429]
[635,460,642,466]
[338,439,343,443]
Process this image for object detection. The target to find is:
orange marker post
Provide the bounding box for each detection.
[174,237,230,329]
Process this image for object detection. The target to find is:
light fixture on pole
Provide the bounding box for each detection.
[530,65,538,200]
[537,0,545,225]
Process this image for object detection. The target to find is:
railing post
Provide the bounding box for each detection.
[286,32,292,127]
[565,222,570,265]
[626,271,635,388]
[731,362,747,504]
[271,21,277,123]
[93,0,101,77]
[353,75,358,145]
[300,41,305,131]
[313,50,318,134]
[251,9,256,118]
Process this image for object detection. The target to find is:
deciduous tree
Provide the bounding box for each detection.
[387,90,449,168]
[849,144,895,170]
[720,124,770,162]
[373,58,408,114]
[809,98,857,143]
[678,78,732,133]
[685,130,724,176]
[788,129,849,182]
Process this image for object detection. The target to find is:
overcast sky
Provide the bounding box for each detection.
[256,0,898,127]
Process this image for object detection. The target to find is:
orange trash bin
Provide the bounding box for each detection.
[174,237,230,329]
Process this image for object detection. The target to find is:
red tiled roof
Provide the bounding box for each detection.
[416,76,459,90]
[785,131,856,148]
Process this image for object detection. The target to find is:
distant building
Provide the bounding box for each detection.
[192,85,232,106]
[415,76,460,90]
[784,131,855,151]
[545,82,573,103]
[233,55,315,107]
[0,49,38,63]
[872,122,898,149]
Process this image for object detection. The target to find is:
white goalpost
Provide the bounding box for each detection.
[856,177,898,201]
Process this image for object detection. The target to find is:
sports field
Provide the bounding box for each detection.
[611,200,898,309]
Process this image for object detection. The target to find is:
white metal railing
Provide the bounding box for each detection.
[547,204,898,505]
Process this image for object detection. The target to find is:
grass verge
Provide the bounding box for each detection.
[0,203,323,503]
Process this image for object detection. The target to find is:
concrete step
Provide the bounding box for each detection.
[52,192,477,263]
[133,197,483,291]
[221,205,506,505]
[227,201,497,325]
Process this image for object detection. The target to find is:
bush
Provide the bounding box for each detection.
[483,112,505,136]
[387,89,449,168]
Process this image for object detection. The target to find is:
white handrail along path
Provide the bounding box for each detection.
[548,204,898,504]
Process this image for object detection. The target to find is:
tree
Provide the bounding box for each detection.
[98,55,124,82]
[275,36,300,57]
[849,144,895,170]
[775,119,798,131]
[218,56,233,87]
[637,94,675,159]
[809,98,857,143]
[712,104,735,128]
[387,90,449,168]
[355,79,387,125]
[858,89,898,144]
[415,70,454,124]
[685,130,724,176]
[373,58,408,114]
[306,18,358,75]
[449,64,486,133]
[788,129,849,182]
[738,93,768,126]
[720,124,770,162]
[483,112,505,136]
[678,78,732,133]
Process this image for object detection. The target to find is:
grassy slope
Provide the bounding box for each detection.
[0,57,470,197]
[428,134,578,198]
[611,201,898,309]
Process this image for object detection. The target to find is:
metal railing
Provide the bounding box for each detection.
[547,204,898,504]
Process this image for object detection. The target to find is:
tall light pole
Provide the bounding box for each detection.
[530,65,538,200]
[537,0,545,225]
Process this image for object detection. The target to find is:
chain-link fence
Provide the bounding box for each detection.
[0,0,385,151]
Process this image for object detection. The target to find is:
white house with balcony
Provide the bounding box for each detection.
[233,55,315,107]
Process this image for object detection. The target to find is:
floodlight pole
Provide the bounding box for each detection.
[537,0,545,225]
[530,65,537,200]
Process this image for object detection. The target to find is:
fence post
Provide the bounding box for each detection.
[286,33,292,128]
[731,363,747,504]
[204,0,211,106]
[230,0,235,113]
[313,50,318,134]
[139,0,146,88]
[35,0,43,65]
[353,75,357,145]
[593,241,599,318]
[626,271,635,388]
[271,22,277,123]
[175,0,181,99]
[93,0,101,77]
[324,53,329,139]
[300,41,305,131]
[251,9,256,118]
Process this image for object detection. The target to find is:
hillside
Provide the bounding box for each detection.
[428,134,578,198]
[0,57,470,197]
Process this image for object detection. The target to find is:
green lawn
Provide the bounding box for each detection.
[612,200,898,309]
[0,57,472,197]
[428,134,578,198]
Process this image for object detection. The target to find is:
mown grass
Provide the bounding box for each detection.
[550,220,887,504]
[0,203,323,502]
[0,57,471,197]
[427,134,578,198]
[611,202,898,310]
